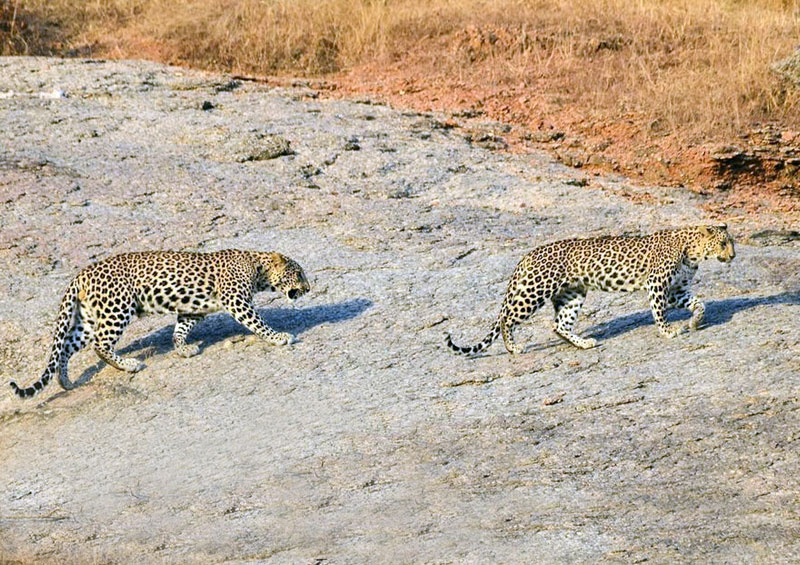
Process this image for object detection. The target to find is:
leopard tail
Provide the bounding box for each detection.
[10,279,79,399]
[445,316,502,356]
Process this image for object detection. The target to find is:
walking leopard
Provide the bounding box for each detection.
[10,249,311,398]
[446,225,735,356]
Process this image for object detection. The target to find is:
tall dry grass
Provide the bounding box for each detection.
[3,0,800,139]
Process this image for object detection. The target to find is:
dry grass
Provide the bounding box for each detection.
[4,0,800,134]
[3,0,800,202]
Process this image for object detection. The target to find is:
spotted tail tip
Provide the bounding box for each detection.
[9,380,22,396]
[444,332,469,356]
[9,380,36,399]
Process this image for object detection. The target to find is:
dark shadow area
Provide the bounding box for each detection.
[586,290,800,341]
[50,298,372,393]
[119,297,373,357]
[38,364,107,404]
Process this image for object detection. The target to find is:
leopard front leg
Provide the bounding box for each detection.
[668,284,705,331]
[687,298,705,331]
[647,274,686,339]
[173,314,205,358]
[223,298,292,346]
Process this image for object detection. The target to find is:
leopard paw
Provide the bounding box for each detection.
[660,325,687,339]
[271,332,292,346]
[688,315,705,331]
[176,344,200,358]
[120,358,145,373]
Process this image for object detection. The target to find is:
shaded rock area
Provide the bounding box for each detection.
[0,58,798,563]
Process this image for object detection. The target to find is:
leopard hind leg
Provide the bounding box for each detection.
[501,290,546,355]
[10,279,80,398]
[91,299,144,373]
[552,286,597,349]
[58,305,94,390]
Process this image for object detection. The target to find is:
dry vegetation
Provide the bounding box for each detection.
[3,0,800,212]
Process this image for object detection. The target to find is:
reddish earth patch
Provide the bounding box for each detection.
[311,50,800,223]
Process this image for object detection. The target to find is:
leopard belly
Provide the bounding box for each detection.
[135,286,222,316]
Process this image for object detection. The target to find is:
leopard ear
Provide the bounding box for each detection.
[717,223,728,230]
[698,225,713,237]
[266,251,286,266]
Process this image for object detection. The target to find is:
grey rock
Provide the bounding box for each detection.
[748,229,800,246]
[772,47,800,86]
[243,133,293,161]
[710,144,745,161]
[205,131,293,162]
[0,57,798,564]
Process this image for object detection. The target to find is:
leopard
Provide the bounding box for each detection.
[10,249,311,398]
[445,225,735,357]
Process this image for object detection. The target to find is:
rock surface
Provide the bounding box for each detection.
[0,57,798,563]
[773,47,800,86]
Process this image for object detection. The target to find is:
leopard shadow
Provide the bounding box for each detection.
[121,297,373,356]
[60,298,372,391]
[585,289,799,341]
[453,291,799,357]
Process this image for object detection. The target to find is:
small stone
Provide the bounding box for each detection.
[467,133,507,151]
[557,151,586,168]
[300,164,322,178]
[587,153,609,166]
[526,130,565,143]
[388,186,412,199]
[244,135,292,161]
[214,79,241,93]
[543,393,565,406]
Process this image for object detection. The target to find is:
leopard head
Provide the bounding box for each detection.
[689,224,735,263]
[258,252,311,301]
